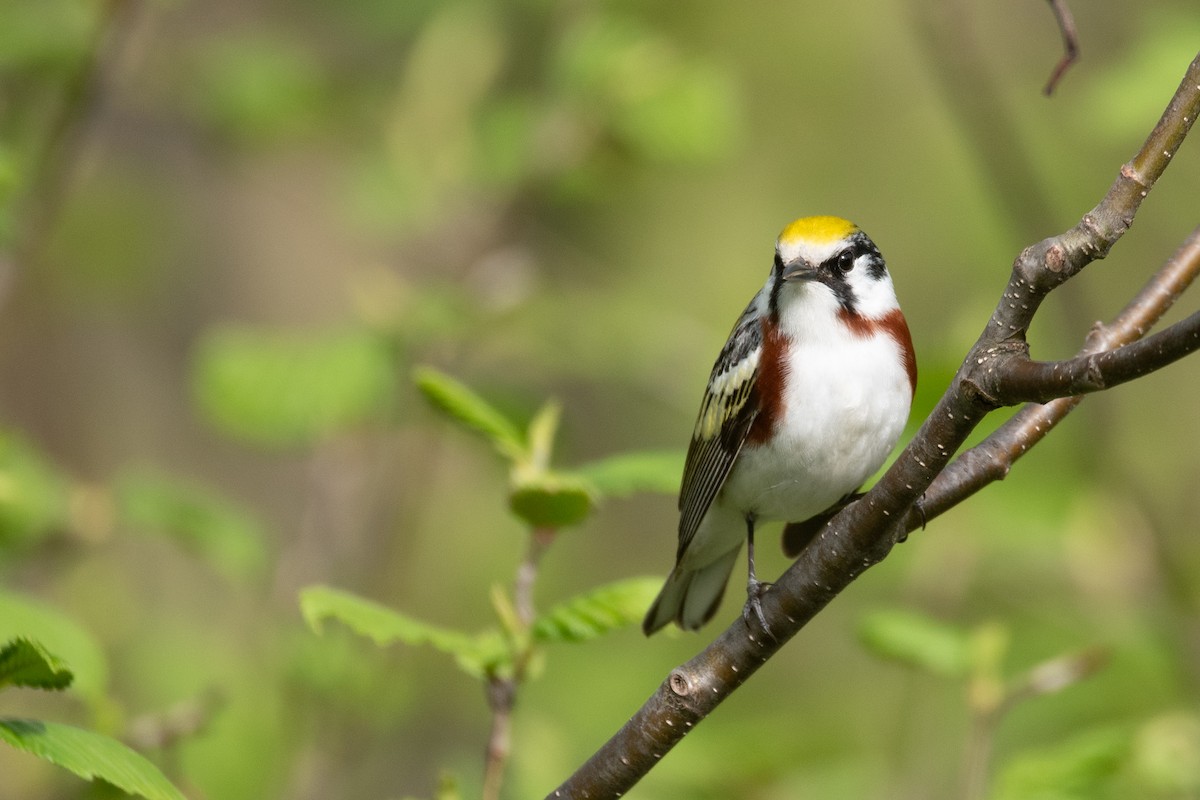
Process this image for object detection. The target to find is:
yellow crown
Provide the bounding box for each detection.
[778,216,858,247]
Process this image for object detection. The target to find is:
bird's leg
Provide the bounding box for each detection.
[742,515,773,636]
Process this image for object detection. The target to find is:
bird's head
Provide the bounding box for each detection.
[768,216,900,325]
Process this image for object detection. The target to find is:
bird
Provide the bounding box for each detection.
[643,216,916,636]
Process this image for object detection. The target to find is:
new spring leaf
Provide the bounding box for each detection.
[413,366,525,461]
[533,577,661,643]
[300,585,508,678]
[0,638,73,692]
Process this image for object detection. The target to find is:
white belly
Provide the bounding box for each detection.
[721,329,911,524]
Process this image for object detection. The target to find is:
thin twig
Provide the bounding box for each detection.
[1043,0,1080,95]
[484,527,555,800]
[483,679,517,800]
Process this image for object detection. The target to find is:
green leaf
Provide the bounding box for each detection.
[613,62,738,163]
[0,718,186,800]
[116,471,268,579]
[412,366,525,460]
[0,638,73,691]
[0,430,70,550]
[186,34,328,146]
[193,326,396,448]
[299,585,505,678]
[526,399,561,472]
[509,472,595,528]
[0,2,93,71]
[989,727,1130,800]
[403,772,463,800]
[434,771,463,800]
[858,609,971,678]
[1133,712,1200,794]
[574,450,684,497]
[0,592,108,711]
[555,15,738,164]
[532,577,661,643]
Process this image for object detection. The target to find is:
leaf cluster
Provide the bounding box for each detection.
[0,621,185,799]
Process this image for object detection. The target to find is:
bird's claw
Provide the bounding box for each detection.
[742,578,774,639]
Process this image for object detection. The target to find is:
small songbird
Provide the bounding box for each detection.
[643,216,917,635]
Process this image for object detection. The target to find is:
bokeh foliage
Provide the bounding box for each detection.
[1,0,1199,798]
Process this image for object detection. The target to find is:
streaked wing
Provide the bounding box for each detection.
[677,306,764,558]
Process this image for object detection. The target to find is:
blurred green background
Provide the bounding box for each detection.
[1,0,1199,798]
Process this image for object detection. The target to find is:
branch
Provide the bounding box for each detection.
[546,51,1200,799]
[998,307,1200,402]
[485,527,555,800]
[1043,0,1080,95]
[913,222,1200,528]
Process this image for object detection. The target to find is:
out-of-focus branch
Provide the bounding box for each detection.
[2,0,140,297]
[484,526,554,800]
[546,50,1200,799]
[1043,0,1080,95]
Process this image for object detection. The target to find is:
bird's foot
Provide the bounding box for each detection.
[741,578,774,639]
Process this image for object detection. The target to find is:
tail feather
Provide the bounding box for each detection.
[642,548,741,635]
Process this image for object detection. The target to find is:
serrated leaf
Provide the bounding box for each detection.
[574,450,684,497]
[858,609,971,678]
[0,638,73,691]
[413,367,526,461]
[509,472,594,528]
[116,471,267,579]
[532,577,661,643]
[0,718,186,800]
[193,326,396,448]
[0,593,108,711]
[299,585,506,678]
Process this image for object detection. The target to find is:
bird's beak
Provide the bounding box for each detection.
[781,259,817,282]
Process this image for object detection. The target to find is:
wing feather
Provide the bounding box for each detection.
[676,309,764,558]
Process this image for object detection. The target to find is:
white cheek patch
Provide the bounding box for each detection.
[848,271,900,319]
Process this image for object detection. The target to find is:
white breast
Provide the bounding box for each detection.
[721,318,912,523]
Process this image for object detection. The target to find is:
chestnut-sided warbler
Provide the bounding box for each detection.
[643,216,917,635]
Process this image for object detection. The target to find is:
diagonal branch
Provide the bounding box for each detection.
[913,223,1200,527]
[546,51,1200,799]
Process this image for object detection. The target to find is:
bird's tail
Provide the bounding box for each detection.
[642,548,741,635]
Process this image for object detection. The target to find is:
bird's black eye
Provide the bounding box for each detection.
[836,249,856,273]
